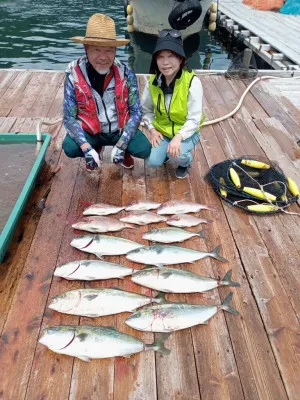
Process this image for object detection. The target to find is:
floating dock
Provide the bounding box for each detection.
[218,0,300,70]
[0,69,300,399]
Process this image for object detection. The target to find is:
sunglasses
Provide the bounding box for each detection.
[158,29,182,38]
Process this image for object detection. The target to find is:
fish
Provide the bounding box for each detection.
[83,203,124,216]
[167,214,212,227]
[125,292,239,332]
[54,260,136,281]
[126,245,228,266]
[120,211,167,226]
[49,288,163,317]
[131,267,240,293]
[157,200,216,215]
[125,200,161,211]
[71,216,135,233]
[71,234,144,258]
[142,227,207,244]
[39,325,171,362]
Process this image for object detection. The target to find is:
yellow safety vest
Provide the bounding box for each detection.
[149,70,204,138]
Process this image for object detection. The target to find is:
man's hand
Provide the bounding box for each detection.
[167,134,182,158]
[149,128,164,147]
[83,146,100,169]
[111,146,125,164]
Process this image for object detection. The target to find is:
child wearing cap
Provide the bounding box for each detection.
[142,29,203,179]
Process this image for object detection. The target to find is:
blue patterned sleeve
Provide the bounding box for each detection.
[63,74,87,147]
[116,66,142,148]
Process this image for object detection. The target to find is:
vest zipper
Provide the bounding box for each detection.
[157,94,162,115]
[101,98,111,133]
[164,93,175,137]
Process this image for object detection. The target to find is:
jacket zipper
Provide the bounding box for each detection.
[164,92,175,137]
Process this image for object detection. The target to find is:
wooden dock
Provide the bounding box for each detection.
[0,69,300,400]
[218,0,300,70]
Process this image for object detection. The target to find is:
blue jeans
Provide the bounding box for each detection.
[145,132,200,168]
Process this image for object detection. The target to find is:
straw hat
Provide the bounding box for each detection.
[71,14,130,47]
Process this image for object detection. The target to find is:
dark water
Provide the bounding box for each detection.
[0,0,235,73]
[0,143,37,232]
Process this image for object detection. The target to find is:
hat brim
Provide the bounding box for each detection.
[71,36,130,47]
[154,39,186,59]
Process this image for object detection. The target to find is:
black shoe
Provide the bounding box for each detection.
[175,165,190,179]
[163,156,170,164]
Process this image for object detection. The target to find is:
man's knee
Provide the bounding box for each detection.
[62,136,82,158]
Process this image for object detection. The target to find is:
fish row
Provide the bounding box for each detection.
[71,234,228,264]
[72,213,212,232]
[83,200,216,216]
[40,291,238,362]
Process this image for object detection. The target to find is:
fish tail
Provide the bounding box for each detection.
[146,333,171,355]
[153,292,167,304]
[210,246,228,263]
[221,292,239,315]
[221,269,240,287]
[197,228,207,240]
[206,204,217,212]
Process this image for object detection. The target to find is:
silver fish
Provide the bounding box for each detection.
[39,325,170,362]
[71,234,144,258]
[131,267,240,293]
[126,245,228,266]
[157,200,216,215]
[142,227,206,244]
[167,214,212,228]
[83,203,124,216]
[54,260,136,281]
[125,200,161,211]
[120,211,167,226]
[72,216,135,233]
[49,288,162,317]
[125,292,239,332]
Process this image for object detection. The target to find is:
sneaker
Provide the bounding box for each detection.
[85,161,97,172]
[175,165,190,179]
[121,152,134,169]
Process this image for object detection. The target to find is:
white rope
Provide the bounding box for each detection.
[202,75,300,126]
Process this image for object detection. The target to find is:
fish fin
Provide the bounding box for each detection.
[141,265,157,270]
[221,292,239,315]
[125,223,138,230]
[210,245,228,263]
[197,228,207,240]
[95,253,104,260]
[202,321,209,325]
[221,269,240,287]
[122,354,132,358]
[147,333,171,355]
[77,355,92,362]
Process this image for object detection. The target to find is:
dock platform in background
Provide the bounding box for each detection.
[0,69,300,400]
[218,0,300,70]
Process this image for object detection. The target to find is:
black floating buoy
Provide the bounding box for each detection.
[168,0,202,30]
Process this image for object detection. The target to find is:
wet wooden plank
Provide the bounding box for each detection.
[0,153,79,400]
[0,119,63,335]
[68,154,122,400]
[201,80,299,398]
[197,125,289,400]
[250,83,300,141]
[144,163,202,400]
[113,159,157,400]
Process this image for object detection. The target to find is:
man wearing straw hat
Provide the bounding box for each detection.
[62,13,151,171]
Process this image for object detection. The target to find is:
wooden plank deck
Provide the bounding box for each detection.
[0,69,300,400]
[218,0,300,69]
